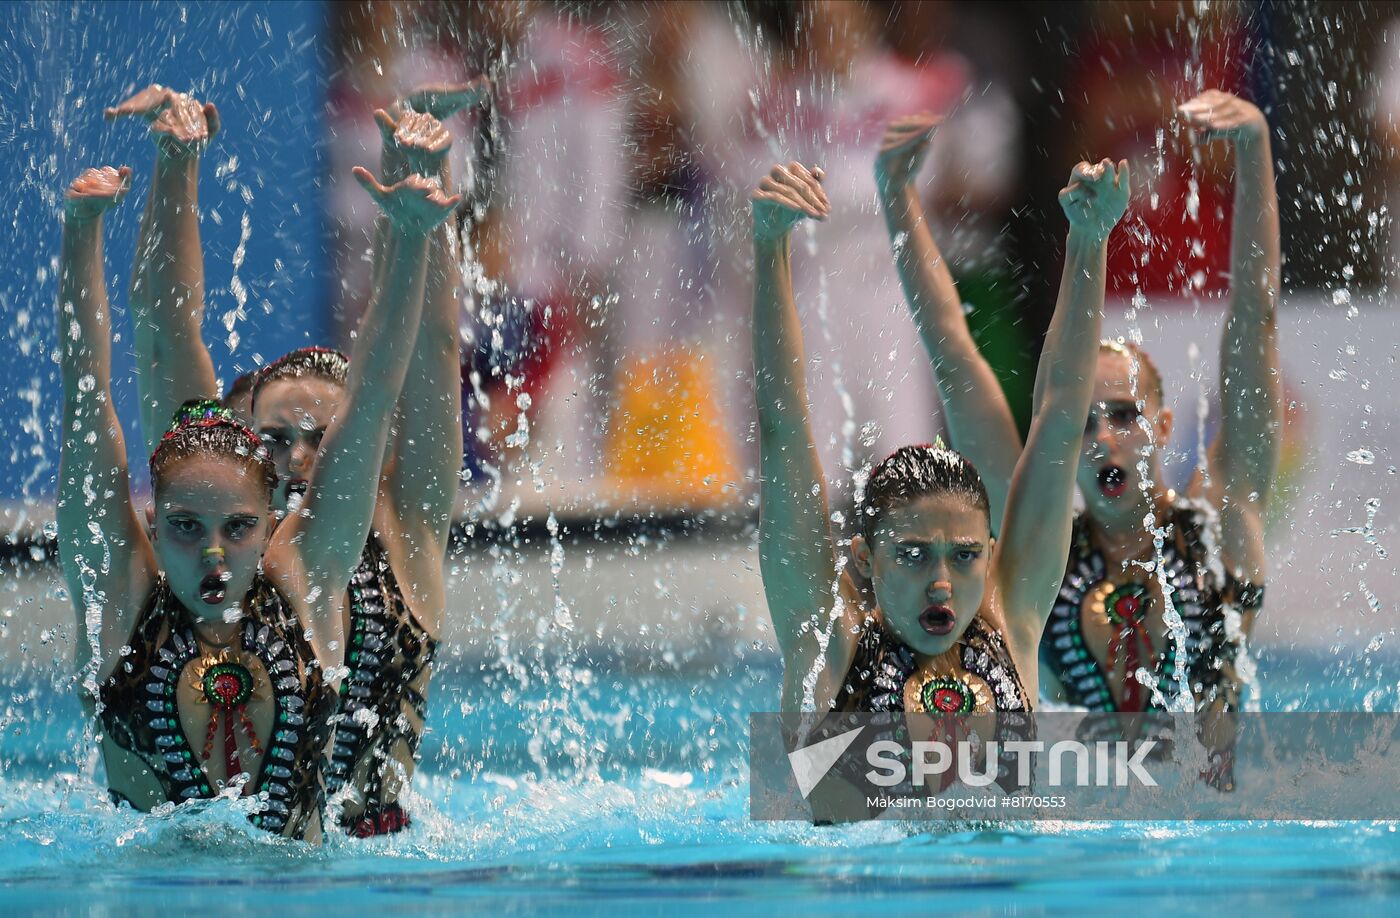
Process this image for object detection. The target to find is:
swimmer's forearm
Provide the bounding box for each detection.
[343,228,433,444]
[1037,231,1106,424]
[752,235,839,643]
[879,185,965,338]
[880,182,1022,526]
[130,152,217,449]
[1229,134,1280,313]
[1218,133,1282,500]
[59,217,112,389]
[376,112,464,550]
[388,216,465,552]
[294,226,433,588]
[752,237,808,437]
[995,230,1107,635]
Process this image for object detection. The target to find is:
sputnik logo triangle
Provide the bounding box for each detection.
[788,726,865,798]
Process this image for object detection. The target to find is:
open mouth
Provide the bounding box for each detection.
[199,572,229,606]
[918,605,956,637]
[1097,464,1128,499]
[286,478,309,512]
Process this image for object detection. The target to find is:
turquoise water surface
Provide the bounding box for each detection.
[2,649,1399,915]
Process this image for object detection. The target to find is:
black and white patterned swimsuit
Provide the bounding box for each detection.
[1039,500,1264,712]
[326,536,439,828]
[833,615,1030,714]
[830,615,1033,796]
[97,576,336,839]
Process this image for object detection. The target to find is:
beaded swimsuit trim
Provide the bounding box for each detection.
[833,614,1030,715]
[1040,501,1264,712]
[829,614,1032,797]
[98,577,336,839]
[326,536,439,819]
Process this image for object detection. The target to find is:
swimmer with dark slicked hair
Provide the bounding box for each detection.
[56,148,458,840]
[749,152,1128,733]
[877,90,1282,790]
[108,78,487,836]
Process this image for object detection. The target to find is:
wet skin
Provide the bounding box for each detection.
[122,454,284,807]
[253,377,343,517]
[252,372,422,819]
[1076,350,1175,528]
[1068,349,1182,708]
[151,454,273,627]
[851,492,992,657]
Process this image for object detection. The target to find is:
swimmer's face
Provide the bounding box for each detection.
[1079,350,1173,517]
[151,455,272,621]
[253,377,344,517]
[852,492,991,656]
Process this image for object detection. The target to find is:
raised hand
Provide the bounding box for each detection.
[352,168,462,237]
[874,112,940,193]
[1058,159,1130,242]
[401,78,491,121]
[1179,89,1268,148]
[751,162,830,243]
[64,166,132,223]
[375,109,452,182]
[106,84,219,159]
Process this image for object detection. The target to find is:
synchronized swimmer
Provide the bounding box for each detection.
[52,77,1279,839]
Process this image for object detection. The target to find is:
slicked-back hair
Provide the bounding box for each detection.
[250,346,349,413]
[1099,338,1165,407]
[859,444,991,546]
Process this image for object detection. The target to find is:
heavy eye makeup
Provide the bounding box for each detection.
[892,541,984,567]
[259,427,292,453]
[953,542,985,564]
[225,516,261,540]
[165,514,202,539]
[1084,400,1143,435]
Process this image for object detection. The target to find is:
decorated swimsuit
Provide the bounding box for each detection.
[1039,498,1264,713]
[97,575,337,839]
[325,536,439,837]
[831,614,1032,795]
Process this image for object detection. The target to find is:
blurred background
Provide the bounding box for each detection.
[1,0,1398,673]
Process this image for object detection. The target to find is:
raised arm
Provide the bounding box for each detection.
[750,163,859,709]
[265,171,460,647]
[107,85,221,451]
[995,161,1129,651]
[876,114,1022,529]
[1180,90,1281,590]
[54,167,156,684]
[374,82,487,586]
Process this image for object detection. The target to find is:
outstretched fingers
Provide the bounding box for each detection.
[352,165,389,202]
[65,165,133,220]
[104,84,173,121]
[373,108,399,145]
[759,173,825,220]
[772,163,829,215]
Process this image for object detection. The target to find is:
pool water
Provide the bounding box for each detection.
[2,650,1399,915]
